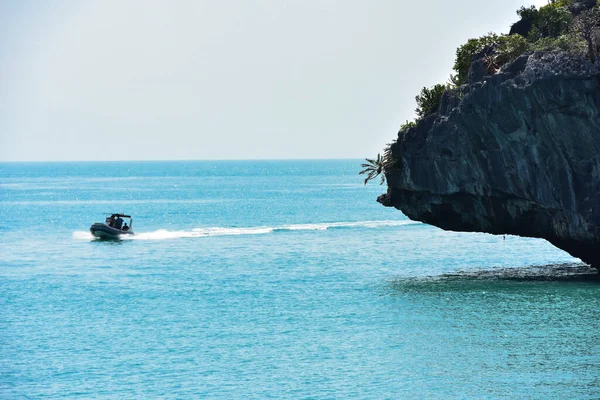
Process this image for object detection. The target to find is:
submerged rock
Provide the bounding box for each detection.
[379,52,600,267]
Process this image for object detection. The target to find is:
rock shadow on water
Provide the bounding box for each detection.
[388,263,600,293]
[438,263,599,283]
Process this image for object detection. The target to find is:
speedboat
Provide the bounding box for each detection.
[90,213,134,239]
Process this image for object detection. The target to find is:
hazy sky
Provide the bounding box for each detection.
[1,0,547,161]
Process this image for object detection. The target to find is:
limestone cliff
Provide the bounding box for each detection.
[378,52,600,266]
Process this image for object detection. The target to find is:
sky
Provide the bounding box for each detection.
[0,0,549,162]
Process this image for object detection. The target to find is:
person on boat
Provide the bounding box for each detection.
[114,216,123,230]
[122,223,129,232]
[108,215,116,227]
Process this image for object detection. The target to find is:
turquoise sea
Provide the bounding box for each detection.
[1,160,598,399]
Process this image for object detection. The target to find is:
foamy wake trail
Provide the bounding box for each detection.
[73,231,94,240]
[132,227,274,240]
[73,220,419,241]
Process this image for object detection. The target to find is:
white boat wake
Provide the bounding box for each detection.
[73,220,420,241]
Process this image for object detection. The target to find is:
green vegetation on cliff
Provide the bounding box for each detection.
[415,85,447,119]
[453,34,531,85]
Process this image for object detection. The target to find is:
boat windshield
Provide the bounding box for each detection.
[105,213,133,230]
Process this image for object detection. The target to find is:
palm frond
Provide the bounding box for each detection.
[358,153,387,185]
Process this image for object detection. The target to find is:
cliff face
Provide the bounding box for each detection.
[378,52,600,266]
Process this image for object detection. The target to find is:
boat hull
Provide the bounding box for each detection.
[90,223,134,239]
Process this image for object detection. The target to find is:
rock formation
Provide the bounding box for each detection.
[378,52,600,266]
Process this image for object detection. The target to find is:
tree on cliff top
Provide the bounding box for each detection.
[415,85,446,119]
[453,34,500,84]
[573,8,600,61]
[452,34,529,86]
[528,3,573,41]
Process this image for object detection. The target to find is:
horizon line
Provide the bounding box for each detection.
[0,157,366,164]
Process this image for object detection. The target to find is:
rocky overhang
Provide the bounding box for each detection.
[378,52,600,267]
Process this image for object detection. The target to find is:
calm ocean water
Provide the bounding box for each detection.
[1,160,598,399]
